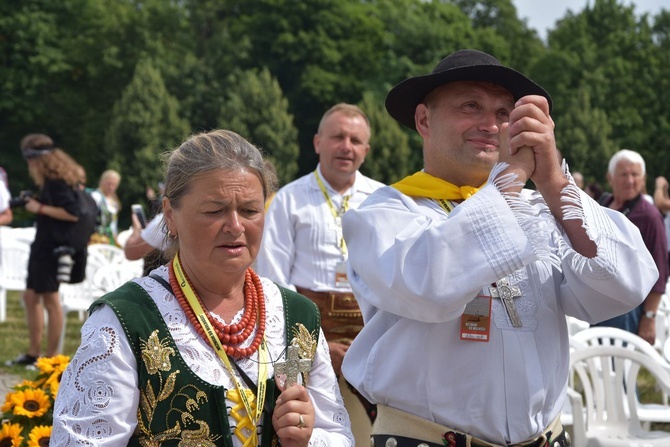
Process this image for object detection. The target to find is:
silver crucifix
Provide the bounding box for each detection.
[274,341,312,387]
[490,278,523,327]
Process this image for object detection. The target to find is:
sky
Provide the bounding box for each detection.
[511,0,667,40]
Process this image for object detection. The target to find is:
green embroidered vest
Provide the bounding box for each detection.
[91,280,320,447]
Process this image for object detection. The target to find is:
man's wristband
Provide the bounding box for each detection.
[643,310,656,319]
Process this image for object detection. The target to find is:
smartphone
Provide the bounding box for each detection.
[131,204,147,229]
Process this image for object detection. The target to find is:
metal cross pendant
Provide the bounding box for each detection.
[274,342,312,387]
[490,278,523,327]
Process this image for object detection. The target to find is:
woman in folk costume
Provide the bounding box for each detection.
[52,129,353,447]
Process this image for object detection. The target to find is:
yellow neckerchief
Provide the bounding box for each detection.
[392,171,483,200]
[172,254,268,447]
[314,169,350,256]
[392,171,484,212]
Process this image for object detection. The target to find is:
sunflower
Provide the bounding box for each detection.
[26,426,50,447]
[8,389,51,418]
[2,391,17,413]
[14,380,39,391]
[0,422,24,447]
[35,355,69,375]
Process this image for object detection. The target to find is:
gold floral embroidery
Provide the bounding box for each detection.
[290,323,318,386]
[136,330,222,446]
[141,330,175,374]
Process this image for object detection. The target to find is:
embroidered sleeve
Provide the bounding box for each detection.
[489,160,626,275]
[51,306,140,446]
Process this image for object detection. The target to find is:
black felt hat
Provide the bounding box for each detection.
[385,49,552,130]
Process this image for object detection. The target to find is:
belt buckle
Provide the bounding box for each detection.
[327,292,362,318]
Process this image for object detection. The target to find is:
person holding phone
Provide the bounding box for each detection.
[124,209,168,275]
[131,203,148,228]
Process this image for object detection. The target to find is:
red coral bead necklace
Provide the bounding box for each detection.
[168,259,266,358]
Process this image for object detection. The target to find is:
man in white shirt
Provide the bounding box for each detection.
[255,103,384,445]
[341,49,658,447]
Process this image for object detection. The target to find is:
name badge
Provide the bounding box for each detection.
[334,261,349,287]
[460,292,492,342]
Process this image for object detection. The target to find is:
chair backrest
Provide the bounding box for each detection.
[87,243,126,264]
[573,326,669,369]
[656,304,670,353]
[567,316,590,337]
[92,262,142,295]
[0,238,30,289]
[0,226,36,245]
[570,345,670,432]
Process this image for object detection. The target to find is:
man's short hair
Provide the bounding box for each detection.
[608,149,646,176]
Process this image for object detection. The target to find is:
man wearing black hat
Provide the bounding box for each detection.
[340,49,658,446]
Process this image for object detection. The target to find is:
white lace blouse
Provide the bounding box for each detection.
[52,266,353,447]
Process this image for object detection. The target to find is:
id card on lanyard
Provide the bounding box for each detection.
[315,170,351,288]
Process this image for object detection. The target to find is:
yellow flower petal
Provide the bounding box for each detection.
[27,425,51,447]
[0,422,24,447]
[10,389,51,418]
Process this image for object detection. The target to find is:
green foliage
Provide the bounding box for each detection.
[358,91,418,184]
[555,88,617,185]
[218,68,300,186]
[104,58,190,208]
[0,0,669,203]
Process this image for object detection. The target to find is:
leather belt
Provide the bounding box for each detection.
[295,286,364,343]
[373,406,571,447]
[372,431,571,447]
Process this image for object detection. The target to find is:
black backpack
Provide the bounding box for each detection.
[69,188,99,251]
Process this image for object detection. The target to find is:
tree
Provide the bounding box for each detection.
[357,91,417,184]
[218,67,300,186]
[543,0,668,186]
[555,87,617,185]
[104,58,190,208]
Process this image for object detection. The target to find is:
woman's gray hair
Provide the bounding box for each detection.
[163,129,273,207]
[159,129,274,256]
[608,149,646,176]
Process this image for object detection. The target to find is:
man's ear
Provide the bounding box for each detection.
[313,133,321,155]
[415,104,430,139]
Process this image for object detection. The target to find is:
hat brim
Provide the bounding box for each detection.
[385,65,552,130]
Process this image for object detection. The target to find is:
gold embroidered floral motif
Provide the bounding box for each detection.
[141,330,175,374]
[290,323,318,386]
[136,330,221,446]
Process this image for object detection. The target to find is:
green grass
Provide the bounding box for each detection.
[0,290,84,379]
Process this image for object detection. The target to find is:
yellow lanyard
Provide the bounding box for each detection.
[314,170,350,256]
[436,199,455,213]
[172,255,268,446]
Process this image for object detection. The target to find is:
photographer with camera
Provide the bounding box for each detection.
[5,134,90,367]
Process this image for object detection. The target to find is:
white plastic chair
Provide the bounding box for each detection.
[567,315,590,337]
[560,336,588,428]
[0,237,30,322]
[568,345,670,446]
[655,303,670,353]
[58,278,103,353]
[87,243,126,266]
[92,261,143,295]
[574,326,670,425]
[2,226,36,245]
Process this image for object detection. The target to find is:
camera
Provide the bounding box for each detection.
[9,190,34,209]
[53,246,75,283]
